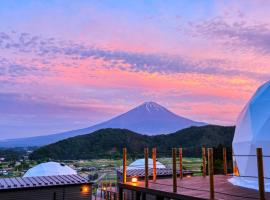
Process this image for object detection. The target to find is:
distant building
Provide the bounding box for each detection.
[0,161,92,200]
[22,155,29,160]
[0,174,92,200]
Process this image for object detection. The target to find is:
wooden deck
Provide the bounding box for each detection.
[119,175,270,200]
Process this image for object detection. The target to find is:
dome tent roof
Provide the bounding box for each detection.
[229,80,270,191]
[23,162,77,177]
[127,158,166,170]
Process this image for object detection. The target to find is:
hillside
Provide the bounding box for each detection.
[0,102,206,147]
[30,125,235,160]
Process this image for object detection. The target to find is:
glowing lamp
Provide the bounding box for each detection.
[186,175,192,178]
[81,185,89,193]
[131,177,138,183]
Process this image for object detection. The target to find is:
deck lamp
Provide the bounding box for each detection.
[131,177,138,183]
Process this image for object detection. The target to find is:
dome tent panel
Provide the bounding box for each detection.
[229,80,270,191]
[23,162,77,177]
[127,158,166,170]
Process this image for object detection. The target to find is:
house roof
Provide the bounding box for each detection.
[0,174,89,190]
[118,168,193,177]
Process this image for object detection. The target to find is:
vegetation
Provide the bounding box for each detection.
[0,148,28,161]
[30,125,235,160]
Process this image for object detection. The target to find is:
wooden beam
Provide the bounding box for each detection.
[179,147,183,179]
[172,148,177,193]
[257,148,265,200]
[223,147,227,175]
[156,195,164,200]
[144,148,149,188]
[208,148,214,200]
[123,148,127,184]
[202,146,206,177]
[152,148,157,182]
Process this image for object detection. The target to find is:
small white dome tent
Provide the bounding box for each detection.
[229,81,270,191]
[23,161,77,177]
[127,158,166,170]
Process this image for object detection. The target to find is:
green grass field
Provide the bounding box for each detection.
[0,157,203,179]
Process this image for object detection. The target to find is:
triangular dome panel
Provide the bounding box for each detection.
[229,80,270,191]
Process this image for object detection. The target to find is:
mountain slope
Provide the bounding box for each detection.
[0,102,206,147]
[89,101,206,134]
[30,125,235,160]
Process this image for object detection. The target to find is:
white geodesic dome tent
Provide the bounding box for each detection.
[23,162,77,177]
[229,81,270,191]
[127,158,166,170]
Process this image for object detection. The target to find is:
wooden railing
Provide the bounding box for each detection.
[119,147,267,200]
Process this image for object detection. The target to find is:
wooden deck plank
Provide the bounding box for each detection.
[122,175,270,200]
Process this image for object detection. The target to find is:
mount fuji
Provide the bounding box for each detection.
[0,102,206,147]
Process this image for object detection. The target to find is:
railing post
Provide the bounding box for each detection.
[144,148,149,188]
[223,147,227,175]
[179,147,183,179]
[257,148,265,200]
[105,191,109,200]
[109,181,112,191]
[202,146,206,177]
[208,148,214,200]
[152,148,157,182]
[172,148,177,193]
[123,148,127,184]
[118,186,123,200]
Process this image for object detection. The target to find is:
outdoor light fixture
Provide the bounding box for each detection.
[102,187,107,191]
[81,185,89,193]
[131,177,138,183]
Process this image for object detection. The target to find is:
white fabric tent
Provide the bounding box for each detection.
[229,81,270,191]
[127,158,166,170]
[23,161,77,177]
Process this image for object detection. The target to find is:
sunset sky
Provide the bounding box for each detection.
[1,0,270,139]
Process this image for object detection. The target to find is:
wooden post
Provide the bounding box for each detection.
[135,191,141,200]
[101,182,104,199]
[208,148,214,200]
[109,181,112,191]
[142,193,146,200]
[118,187,123,200]
[172,148,177,193]
[105,191,109,200]
[123,148,127,184]
[144,148,149,188]
[202,146,206,177]
[223,147,227,175]
[179,147,183,179]
[152,148,157,181]
[257,148,265,200]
